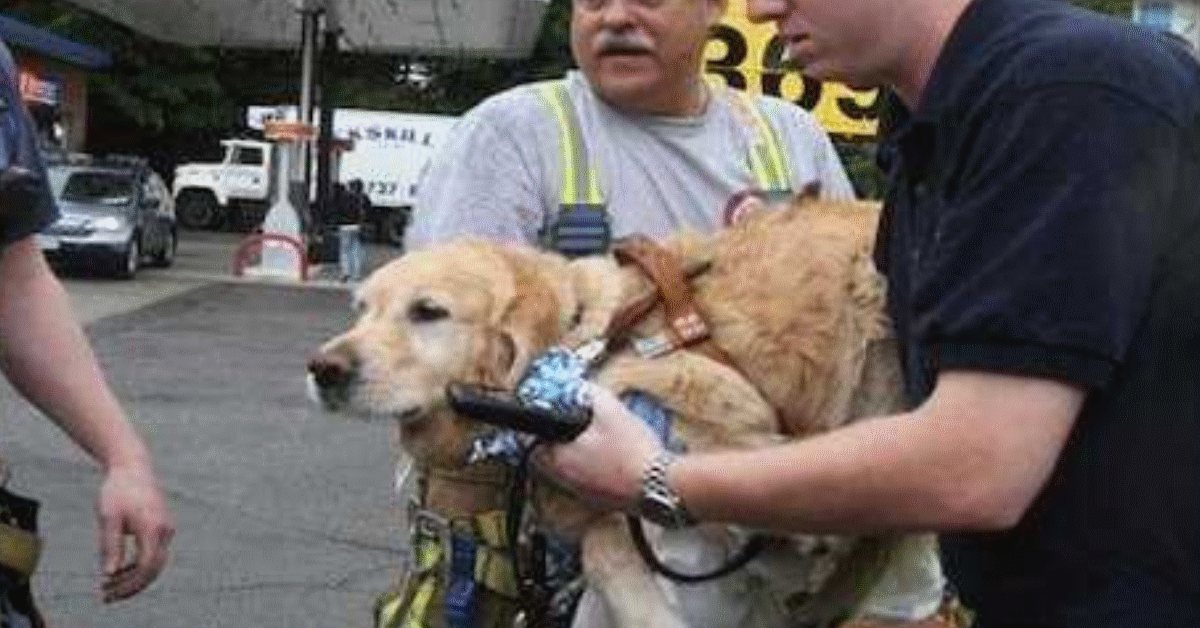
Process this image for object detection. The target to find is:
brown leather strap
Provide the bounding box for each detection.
[612,235,707,343]
[608,235,739,368]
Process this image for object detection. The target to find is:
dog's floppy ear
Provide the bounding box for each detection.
[476,328,517,388]
[484,247,574,386]
[724,190,768,227]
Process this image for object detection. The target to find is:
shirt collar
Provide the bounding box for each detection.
[912,0,1004,122]
[883,0,1020,173]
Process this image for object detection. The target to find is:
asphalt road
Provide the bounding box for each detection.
[0,230,411,627]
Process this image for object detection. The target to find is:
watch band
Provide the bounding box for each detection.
[640,451,696,528]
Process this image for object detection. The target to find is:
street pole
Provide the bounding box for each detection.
[315,13,341,244]
[296,3,322,234]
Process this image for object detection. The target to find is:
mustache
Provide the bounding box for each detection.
[594,31,653,55]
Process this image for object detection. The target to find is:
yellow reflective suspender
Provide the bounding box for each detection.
[536,80,795,257]
[375,508,520,628]
[0,460,42,582]
[537,81,612,257]
[724,87,794,196]
[537,81,603,206]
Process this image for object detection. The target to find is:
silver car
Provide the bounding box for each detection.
[37,155,177,279]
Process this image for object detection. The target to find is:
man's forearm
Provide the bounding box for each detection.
[0,239,151,470]
[672,371,1082,535]
[673,411,972,534]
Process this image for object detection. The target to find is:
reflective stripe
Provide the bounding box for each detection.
[401,576,437,628]
[396,539,443,628]
[724,87,793,193]
[475,545,519,598]
[537,80,795,258]
[472,510,518,598]
[538,82,603,205]
[0,521,40,580]
[376,591,406,628]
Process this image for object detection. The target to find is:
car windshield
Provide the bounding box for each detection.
[60,172,135,205]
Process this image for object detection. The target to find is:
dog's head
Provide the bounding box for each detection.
[307,239,585,467]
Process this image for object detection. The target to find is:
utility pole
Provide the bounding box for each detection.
[315,6,342,243]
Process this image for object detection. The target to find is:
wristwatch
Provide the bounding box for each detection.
[638,451,696,529]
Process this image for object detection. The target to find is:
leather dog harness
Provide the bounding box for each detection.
[600,235,792,437]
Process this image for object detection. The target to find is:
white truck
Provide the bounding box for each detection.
[171,106,458,244]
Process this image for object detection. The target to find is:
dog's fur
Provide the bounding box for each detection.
[309,196,939,628]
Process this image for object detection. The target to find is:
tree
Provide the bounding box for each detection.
[4,0,573,165]
[4,1,248,174]
[1075,0,1135,15]
[6,0,1134,180]
[327,0,573,114]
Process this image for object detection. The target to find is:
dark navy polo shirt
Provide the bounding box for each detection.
[876,0,1200,625]
[0,39,57,247]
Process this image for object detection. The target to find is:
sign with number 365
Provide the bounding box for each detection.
[706,0,881,140]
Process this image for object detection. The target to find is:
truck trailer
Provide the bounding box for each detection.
[172,106,458,244]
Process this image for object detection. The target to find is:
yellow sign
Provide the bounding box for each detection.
[705,1,881,140]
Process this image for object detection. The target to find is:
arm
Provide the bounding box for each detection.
[0,238,173,602]
[543,369,1082,534]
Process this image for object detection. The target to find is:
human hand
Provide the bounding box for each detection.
[95,463,174,603]
[538,383,665,511]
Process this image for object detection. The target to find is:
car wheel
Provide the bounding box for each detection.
[177,191,218,230]
[150,229,177,267]
[114,237,139,279]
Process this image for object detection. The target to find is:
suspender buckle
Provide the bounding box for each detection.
[547,203,610,258]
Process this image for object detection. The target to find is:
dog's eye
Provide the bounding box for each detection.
[408,298,449,322]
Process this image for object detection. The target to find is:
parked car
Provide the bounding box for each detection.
[37,154,177,279]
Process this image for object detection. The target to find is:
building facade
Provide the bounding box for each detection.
[0,15,110,152]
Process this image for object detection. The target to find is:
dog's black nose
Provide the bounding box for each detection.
[308,353,353,389]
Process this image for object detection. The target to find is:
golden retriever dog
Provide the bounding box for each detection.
[308,195,947,628]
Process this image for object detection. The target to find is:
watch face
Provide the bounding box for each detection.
[640,494,679,528]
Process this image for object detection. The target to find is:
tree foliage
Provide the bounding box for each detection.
[3,0,1135,175]
[1073,0,1135,15]
[2,0,576,166]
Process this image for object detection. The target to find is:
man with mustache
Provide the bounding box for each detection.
[406,0,854,251]
[541,0,1200,627]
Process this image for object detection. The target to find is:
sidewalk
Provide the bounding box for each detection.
[1,282,408,627]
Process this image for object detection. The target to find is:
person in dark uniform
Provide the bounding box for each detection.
[537,1,1200,627]
[333,178,369,281]
[0,39,174,624]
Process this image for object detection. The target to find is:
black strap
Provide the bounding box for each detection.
[625,514,767,583]
[506,441,551,625]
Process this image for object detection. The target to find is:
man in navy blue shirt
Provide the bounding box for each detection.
[538,1,1200,626]
[0,38,173,620]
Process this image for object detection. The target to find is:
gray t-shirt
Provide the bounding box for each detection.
[407,71,853,250]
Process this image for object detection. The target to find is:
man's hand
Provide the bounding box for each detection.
[95,463,174,603]
[539,383,664,511]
